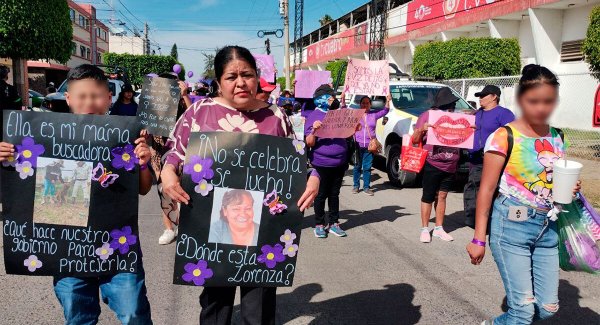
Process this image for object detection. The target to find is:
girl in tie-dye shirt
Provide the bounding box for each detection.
[467,65,582,325]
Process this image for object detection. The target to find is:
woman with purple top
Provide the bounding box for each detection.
[351,94,391,196]
[412,87,463,243]
[463,85,515,227]
[161,46,319,325]
[305,84,348,238]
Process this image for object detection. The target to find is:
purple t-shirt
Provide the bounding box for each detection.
[469,105,515,164]
[354,107,389,148]
[415,110,460,173]
[304,108,347,168]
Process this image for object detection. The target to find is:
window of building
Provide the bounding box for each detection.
[72,42,77,55]
[86,48,91,60]
[69,9,75,21]
[80,45,86,58]
[97,53,102,63]
[560,40,584,62]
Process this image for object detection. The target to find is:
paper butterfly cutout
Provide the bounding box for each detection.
[91,162,119,188]
[263,190,287,215]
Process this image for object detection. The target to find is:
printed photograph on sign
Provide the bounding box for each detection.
[426,110,475,149]
[208,188,264,247]
[33,158,93,227]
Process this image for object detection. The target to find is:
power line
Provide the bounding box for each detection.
[117,0,145,25]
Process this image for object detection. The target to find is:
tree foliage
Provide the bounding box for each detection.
[412,37,521,80]
[170,44,178,61]
[0,0,73,63]
[319,14,333,26]
[102,53,185,87]
[583,6,600,81]
[326,60,347,87]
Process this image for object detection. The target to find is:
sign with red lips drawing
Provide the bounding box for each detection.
[426,110,475,149]
[594,85,600,128]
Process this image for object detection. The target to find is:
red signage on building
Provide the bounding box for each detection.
[306,23,368,64]
[407,0,498,32]
[594,85,600,128]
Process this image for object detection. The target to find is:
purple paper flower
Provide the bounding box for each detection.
[182,260,214,286]
[95,243,114,260]
[2,152,19,168]
[23,255,42,272]
[109,226,138,254]
[111,144,139,171]
[283,243,299,257]
[194,179,213,196]
[15,161,34,179]
[257,244,285,269]
[292,139,306,155]
[16,137,45,167]
[280,229,297,245]
[183,156,214,183]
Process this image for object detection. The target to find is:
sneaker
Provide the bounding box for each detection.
[314,225,328,238]
[328,223,347,237]
[363,188,374,196]
[352,187,359,194]
[158,228,177,245]
[433,227,454,241]
[420,228,431,243]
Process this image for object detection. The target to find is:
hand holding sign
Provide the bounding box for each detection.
[343,59,389,97]
[426,110,475,149]
[313,109,365,139]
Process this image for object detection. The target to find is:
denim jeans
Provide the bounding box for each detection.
[353,147,373,190]
[490,195,559,325]
[43,179,56,196]
[53,270,152,325]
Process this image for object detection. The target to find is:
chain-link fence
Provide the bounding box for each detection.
[440,73,600,161]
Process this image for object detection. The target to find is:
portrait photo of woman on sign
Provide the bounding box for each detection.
[208,188,263,246]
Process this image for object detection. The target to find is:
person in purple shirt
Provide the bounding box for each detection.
[350,94,390,196]
[413,87,463,243]
[305,84,348,238]
[463,85,515,227]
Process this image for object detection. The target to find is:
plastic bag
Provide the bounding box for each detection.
[557,194,600,274]
[400,143,428,173]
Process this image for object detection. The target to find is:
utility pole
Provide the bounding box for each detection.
[293,0,304,69]
[144,22,150,55]
[265,38,271,55]
[282,0,291,90]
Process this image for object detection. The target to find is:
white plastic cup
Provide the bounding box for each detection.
[553,159,583,204]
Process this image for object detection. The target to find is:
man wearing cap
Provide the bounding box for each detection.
[463,85,515,227]
[256,77,276,103]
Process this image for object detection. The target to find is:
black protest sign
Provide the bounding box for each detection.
[173,132,307,287]
[137,76,181,137]
[2,111,142,277]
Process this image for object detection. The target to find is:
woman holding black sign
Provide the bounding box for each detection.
[161,46,319,325]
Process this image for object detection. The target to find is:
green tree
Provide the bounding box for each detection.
[103,53,185,87]
[412,37,521,80]
[583,6,600,81]
[326,60,347,87]
[319,14,333,26]
[0,0,73,100]
[201,48,220,79]
[170,43,178,61]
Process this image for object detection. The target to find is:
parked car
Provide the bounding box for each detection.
[347,80,474,187]
[28,89,44,108]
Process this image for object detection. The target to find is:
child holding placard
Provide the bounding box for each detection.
[0,64,154,324]
[467,65,582,325]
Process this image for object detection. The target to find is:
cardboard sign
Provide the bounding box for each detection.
[289,115,305,141]
[254,54,276,83]
[426,110,475,149]
[314,109,365,139]
[294,70,331,98]
[137,76,181,137]
[173,132,307,287]
[343,59,389,97]
[594,85,600,128]
[2,111,141,277]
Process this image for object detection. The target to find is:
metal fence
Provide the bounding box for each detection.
[440,73,600,161]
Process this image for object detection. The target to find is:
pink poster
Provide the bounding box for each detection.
[426,110,475,149]
[253,54,276,83]
[295,70,332,98]
[314,109,365,139]
[343,59,389,96]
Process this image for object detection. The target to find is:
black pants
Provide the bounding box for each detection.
[421,162,454,204]
[313,165,346,226]
[463,164,482,227]
[199,287,276,325]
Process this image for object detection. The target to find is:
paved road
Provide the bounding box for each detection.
[1,164,599,325]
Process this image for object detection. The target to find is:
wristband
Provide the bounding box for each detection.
[471,238,486,247]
